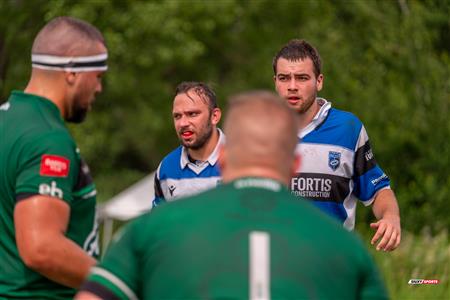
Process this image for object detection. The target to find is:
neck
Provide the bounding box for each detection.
[222,166,289,187]
[24,71,66,118]
[298,98,320,130]
[187,128,220,161]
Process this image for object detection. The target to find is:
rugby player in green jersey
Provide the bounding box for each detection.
[76,91,387,300]
[0,17,107,299]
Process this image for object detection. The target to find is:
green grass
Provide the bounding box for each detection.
[359,229,449,299]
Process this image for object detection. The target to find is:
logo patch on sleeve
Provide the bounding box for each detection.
[40,155,70,177]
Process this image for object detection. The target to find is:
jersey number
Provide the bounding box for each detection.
[249,231,270,300]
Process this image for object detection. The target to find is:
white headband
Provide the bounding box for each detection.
[31,53,108,72]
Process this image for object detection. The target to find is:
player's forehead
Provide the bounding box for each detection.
[276,57,315,75]
[172,92,209,112]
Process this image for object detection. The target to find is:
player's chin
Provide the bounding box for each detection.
[181,139,196,148]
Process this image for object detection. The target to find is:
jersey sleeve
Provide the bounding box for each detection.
[80,221,141,300]
[152,164,166,208]
[352,126,391,205]
[15,131,79,204]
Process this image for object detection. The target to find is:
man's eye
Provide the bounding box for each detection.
[189,112,198,117]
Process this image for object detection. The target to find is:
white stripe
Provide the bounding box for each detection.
[342,192,357,231]
[31,53,108,64]
[355,125,369,149]
[249,231,270,300]
[82,189,97,199]
[91,267,138,300]
[160,176,221,201]
[296,143,354,178]
[31,64,108,72]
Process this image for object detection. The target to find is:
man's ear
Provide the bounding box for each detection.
[65,72,77,85]
[316,73,324,92]
[211,108,222,126]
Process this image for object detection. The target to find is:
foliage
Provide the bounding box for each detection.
[0,0,448,232]
[358,228,450,299]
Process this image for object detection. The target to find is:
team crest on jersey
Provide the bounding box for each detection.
[40,155,70,177]
[328,151,341,171]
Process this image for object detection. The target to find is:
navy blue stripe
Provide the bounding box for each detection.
[290,173,350,203]
[16,192,39,202]
[354,141,378,177]
[32,60,107,68]
[79,280,122,300]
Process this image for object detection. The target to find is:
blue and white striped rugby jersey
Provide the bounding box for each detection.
[152,129,224,208]
[293,98,391,230]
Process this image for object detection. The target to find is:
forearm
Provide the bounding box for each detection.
[372,188,400,220]
[370,188,401,251]
[20,234,96,288]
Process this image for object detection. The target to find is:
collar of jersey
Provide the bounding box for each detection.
[298,97,331,139]
[180,128,225,169]
[232,177,284,192]
[12,90,63,122]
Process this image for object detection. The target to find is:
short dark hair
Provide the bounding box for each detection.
[272,39,322,77]
[175,82,218,110]
[32,16,106,55]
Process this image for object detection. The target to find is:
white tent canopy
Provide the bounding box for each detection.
[98,172,155,249]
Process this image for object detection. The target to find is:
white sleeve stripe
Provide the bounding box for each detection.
[31,64,108,72]
[31,53,108,64]
[91,267,138,300]
[82,189,97,199]
[355,126,369,150]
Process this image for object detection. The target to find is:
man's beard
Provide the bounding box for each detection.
[181,123,213,150]
[66,103,88,123]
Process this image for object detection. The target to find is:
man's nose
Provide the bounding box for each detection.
[178,115,190,127]
[288,78,297,90]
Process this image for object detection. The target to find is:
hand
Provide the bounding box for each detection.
[370,215,401,251]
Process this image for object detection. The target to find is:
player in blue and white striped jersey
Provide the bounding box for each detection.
[152,82,223,207]
[273,39,401,251]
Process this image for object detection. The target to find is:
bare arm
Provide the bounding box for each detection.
[370,189,401,251]
[74,291,103,300]
[14,195,96,288]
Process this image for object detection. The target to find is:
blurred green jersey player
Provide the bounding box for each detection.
[0,16,107,299]
[77,91,387,300]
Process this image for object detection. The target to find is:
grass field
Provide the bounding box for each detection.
[359,229,449,299]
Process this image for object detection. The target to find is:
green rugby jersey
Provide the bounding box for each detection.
[0,91,99,299]
[82,177,387,300]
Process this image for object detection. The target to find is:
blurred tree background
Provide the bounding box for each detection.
[0,0,449,235]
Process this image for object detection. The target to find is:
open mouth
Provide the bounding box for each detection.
[287,96,300,105]
[181,131,194,138]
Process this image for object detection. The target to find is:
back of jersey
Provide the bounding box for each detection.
[138,177,387,300]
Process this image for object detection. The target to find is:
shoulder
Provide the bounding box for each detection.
[327,107,364,131]
[313,107,364,150]
[157,146,183,173]
[25,128,76,152]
